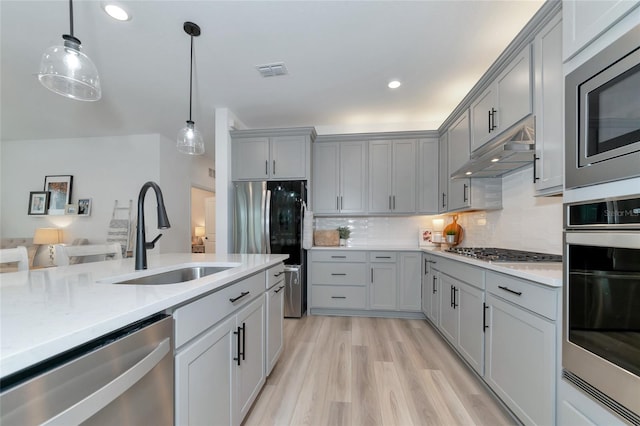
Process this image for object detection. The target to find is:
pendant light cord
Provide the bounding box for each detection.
[69,0,74,37]
[188,35,194,121]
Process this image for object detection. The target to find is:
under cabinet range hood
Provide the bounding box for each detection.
[451,115,535,179]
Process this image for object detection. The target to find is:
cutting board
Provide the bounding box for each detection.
[314,230,339,246]
[443,215,464,246]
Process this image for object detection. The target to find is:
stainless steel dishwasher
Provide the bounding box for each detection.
[0,314,174,426]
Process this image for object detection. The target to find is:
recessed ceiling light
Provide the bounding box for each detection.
[102,3,130,21]
[465,171,472,175]
[491,158,500,162]
[388,80,401,89]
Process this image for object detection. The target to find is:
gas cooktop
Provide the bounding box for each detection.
[445,247,562,263]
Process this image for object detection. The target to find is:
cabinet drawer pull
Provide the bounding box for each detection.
[274,285,285,294]
[533,155,540,183]
[498,285,522,296]
[229,291,250,303]
[450,285,455,308]
[483,303,489,332]
[331,255,346,259]
[442,192,446,209]
[233,326,242,366]
[331,273,347,276]
[490,108,497,131]
[273,271,284,277]
[453,287,458,309]
[265,160,268,176]
[375,256,391,259]
[331,296,346,299]
[273,160,276,175]
[432,275,437,294]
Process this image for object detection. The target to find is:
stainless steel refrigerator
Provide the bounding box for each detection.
[233,180,307,317]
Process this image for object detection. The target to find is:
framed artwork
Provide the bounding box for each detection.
[44,175,73,215]
[419,228,436,247]
[77,198,92,216]
[65,203,78,215]
[28,191,50,215]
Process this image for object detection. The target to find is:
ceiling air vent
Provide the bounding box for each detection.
[256,62,288,77]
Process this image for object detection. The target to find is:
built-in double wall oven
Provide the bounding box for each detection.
[563,195,640,423]
[565,22,640,189]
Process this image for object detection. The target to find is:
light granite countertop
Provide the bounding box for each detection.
[310,245,563,287]
[0,253,288,378]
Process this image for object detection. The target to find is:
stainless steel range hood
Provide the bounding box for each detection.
[451,115,535,179]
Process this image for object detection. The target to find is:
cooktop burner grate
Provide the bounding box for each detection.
[445,247,562,262]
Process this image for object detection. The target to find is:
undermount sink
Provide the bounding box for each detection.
[113,266,234,285]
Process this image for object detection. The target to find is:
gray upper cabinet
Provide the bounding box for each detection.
[447,112,472,212]
[438,133,449,213]
[534,12,564,196]
[470,45,533,153]
[368,139,417,214]
[562,0,640,61]
[312,140,367,215]
[417,137,439,214]
[231,128,315,181]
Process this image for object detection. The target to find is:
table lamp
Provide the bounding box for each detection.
[33,228,61,266]
[194,226,205,245]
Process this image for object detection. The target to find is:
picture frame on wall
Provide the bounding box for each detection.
[77,198,92,216]
[419,228,436,247]
[44,175,73,215]
[65,203,78,215]
[28,191,50,215]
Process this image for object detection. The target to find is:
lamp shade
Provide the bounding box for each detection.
[33,228,62,245]
[38,36,101,101]
[194,226,206,237]
[177,121,205,155]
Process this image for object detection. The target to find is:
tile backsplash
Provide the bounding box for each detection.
[314,166,563,254]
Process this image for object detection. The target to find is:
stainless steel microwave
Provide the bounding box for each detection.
[565,23,640,189]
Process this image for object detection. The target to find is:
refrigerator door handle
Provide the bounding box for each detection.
[264,189,272,254]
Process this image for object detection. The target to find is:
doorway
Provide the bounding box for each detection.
[190,186,215,253]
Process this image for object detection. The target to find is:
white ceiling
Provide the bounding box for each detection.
[0,0,544,158]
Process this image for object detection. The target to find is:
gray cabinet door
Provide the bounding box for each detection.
[368,140,393,213]
[496,45,532,133]
[271,136,307,179]
[312,143,340,214]
[175,316,235,426]
[266,283,284,376]
[470,86,497,152]
[391,140,417,213]
[438,273,459,345]
[340,141,368,213]
[438,133,449,213]
[398,252,421,311]
[457,281,485,376]
[484,294,555,426]
[235,296,265,424]
[233,137,269,180]
[534,13,563,195]
[418,137,439,213]
[369,262,397,310]
[447,112,471,211]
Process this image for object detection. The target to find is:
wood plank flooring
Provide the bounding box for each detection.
[243,315,516,426]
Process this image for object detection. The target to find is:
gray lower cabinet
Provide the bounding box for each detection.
[173,271,269,426]
[484,271,559,426]
[369,252,397,310]
[309,250,422,314]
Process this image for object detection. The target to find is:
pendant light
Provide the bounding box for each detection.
[177,22,204,156]
[38,0,101,101]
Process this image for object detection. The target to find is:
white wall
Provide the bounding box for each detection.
[1,133,211,261]
[315,166,564,254]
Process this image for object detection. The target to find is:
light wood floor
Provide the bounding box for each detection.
[243,315,516,426]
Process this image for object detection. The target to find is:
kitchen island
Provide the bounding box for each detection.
[0,253,288,379]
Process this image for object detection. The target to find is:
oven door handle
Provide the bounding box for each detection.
[41,338,170,426]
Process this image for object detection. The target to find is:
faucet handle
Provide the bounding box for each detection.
[145,233,163,249]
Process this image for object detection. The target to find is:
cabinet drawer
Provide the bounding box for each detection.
[434,257,484,289]
[311,262,367,286]
[312,285,366,309]
[369,251,397,262]
[266,262,285,289]
[173,271,266,349]
[486,271,558,320]
[311,250,367,262]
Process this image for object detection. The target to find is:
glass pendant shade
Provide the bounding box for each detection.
[177,120,205,155]
[38,35,101,101]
